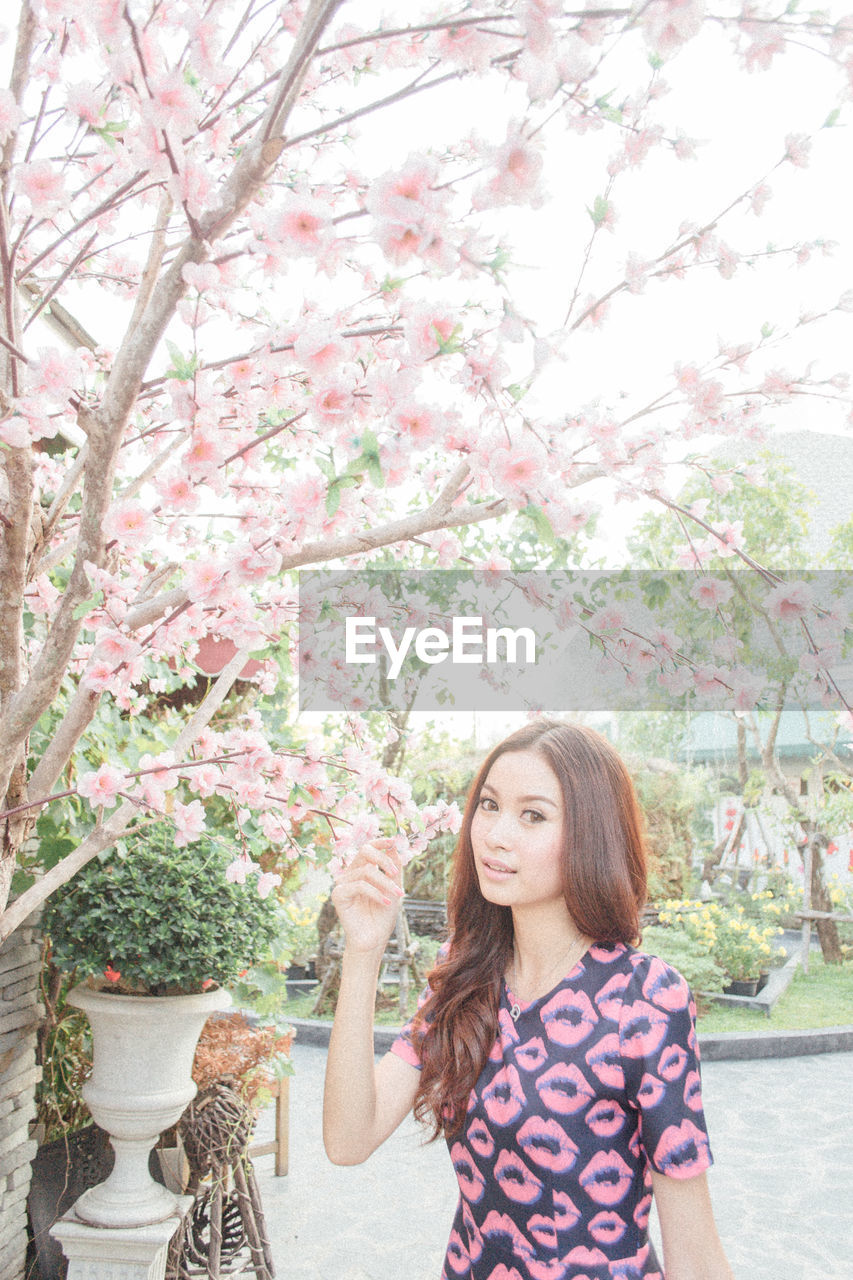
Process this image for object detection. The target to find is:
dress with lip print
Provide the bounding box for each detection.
[391,941,713,1280]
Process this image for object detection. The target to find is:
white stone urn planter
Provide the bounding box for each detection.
[68,983,231,1228]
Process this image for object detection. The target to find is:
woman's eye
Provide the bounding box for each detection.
[524,809,545,823]
[479,796,497,812]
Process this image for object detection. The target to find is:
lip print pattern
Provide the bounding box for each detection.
[461,1200,484,1264]
[451,1142,487,1203]
[632,1194,652,1230]
[585,1098,627,1138]
[516,1115,579,1173]
[595,971,631,1019]
[584,1033,625,1089]
[683,1069,703,1112]
[588,1209,628,1246]
[480,1210,534,1262]
[467,1116,495,1159]
[658,1043,688,1081]
[641,956,689,1011]
[653,1120,711,1178]
[540,988,599,1048]
[445,1230,471,1276]
[608,1244,653,1280]
[636,1073,666,1108]
[526,1213,558,1251]
[482,1064,526,1126]
[390,943,712,1280]
[527,1257,570,1280]
[494,1149,545,1205]
[514,1036,548,1073]
[565,1245,609,1268]
[535,1062,595,1114]
[552,1190,581,1232]
[578,1149,634,1207]
[619,1001,669,1059]
[492,1008,522,1059]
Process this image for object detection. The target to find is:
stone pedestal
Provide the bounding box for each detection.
[50,1197,191,1280]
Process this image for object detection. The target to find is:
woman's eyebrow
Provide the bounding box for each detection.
[480,785,559,807]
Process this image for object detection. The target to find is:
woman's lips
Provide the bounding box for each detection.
[541,988,599,1048]
[478,855,516,882]
[450,1141,486,1203]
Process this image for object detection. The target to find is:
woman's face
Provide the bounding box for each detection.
[470,749,567,913]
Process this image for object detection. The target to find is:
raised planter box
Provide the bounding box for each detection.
[700,947,802,1018]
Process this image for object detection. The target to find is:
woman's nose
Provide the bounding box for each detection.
[484,811,513,849]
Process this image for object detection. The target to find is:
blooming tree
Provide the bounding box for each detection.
[1,0,852,940]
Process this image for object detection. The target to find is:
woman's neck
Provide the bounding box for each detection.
[509,903,589,987]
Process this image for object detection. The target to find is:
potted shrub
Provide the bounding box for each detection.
[42,827,278,1229]
[711,905,780,995]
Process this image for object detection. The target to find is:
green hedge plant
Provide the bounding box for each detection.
[44,826,278,996]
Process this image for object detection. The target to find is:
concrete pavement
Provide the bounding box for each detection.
[253,1042,853,1280]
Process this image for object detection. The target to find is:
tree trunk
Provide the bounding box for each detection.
[808,837,843,964]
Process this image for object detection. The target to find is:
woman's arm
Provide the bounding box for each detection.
[322,839,422,1166]
[651,1171,734,1280]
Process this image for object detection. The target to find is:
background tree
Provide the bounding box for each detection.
[627,452,850,961]
[2,0,853,945]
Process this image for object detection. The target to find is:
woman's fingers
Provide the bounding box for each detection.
[336,858,403,905]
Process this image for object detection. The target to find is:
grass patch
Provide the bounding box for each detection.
[283,987,421,1025]
[283,957,853,1034]
[697,957,853,1033]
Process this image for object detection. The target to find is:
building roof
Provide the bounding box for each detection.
[678,709,853,763]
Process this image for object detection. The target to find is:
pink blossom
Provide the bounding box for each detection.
[26,573,60,616]
[257,871,282,899]
[182,262,220,293]
[489,442,546,497]
[294,324,347,377]
[589,605,625,633]
[475,125,544,209]
[730,670,764,713]
[392,401,442,444]
[693,665,726,697]
[173,799,206,847]
[403,304,460,361]
[18,160,66,213]
[750,183,771,216]
[103,501,154,549]
[310,380,353,427]
[82,660,116,693]
[185,558,225,601]
[691,578,734,610]
[643,0,705,56]
[765,580,812,622]
[270,194,332,255]
[78,764,125,809]
[784,133,811,168]
[743,27,786,72]
[185,431,223,477]
[0,87,24,144]
[225,853,259,885]
[157,471,200,511]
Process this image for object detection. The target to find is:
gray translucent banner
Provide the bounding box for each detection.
[297,570,853,714]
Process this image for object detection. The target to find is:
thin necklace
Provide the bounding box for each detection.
[507,933,589,1022]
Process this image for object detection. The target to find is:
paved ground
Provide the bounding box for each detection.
[253,1042,853,1280]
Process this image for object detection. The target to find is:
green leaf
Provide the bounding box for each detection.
[164,340,200,382]
[587,195,610,228]
[824,107,841,129]
[73,590,104,620]
[433,322,463,356]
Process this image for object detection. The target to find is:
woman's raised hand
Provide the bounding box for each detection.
[331,837,406,955]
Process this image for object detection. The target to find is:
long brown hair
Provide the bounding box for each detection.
[411,718,648,1141]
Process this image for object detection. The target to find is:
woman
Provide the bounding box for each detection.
[323,719,733,1280]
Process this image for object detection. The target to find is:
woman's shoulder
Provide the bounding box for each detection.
[584,942,693,1012]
